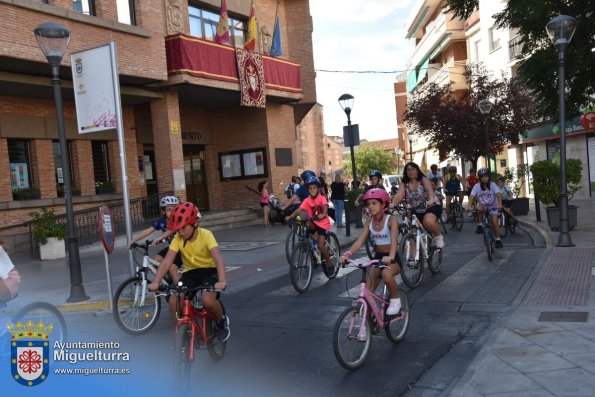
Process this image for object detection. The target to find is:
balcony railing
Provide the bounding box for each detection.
[509,35,523,60]
[165,34,302,94]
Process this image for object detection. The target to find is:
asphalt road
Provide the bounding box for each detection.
[29,219,546,397]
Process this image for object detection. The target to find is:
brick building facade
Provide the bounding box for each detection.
[0,0,322,233]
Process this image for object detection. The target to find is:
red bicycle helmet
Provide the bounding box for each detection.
[167,202,201,231]
[363,188,390,209]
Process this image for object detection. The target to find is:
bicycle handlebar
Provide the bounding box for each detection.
[340,258,395,269]
[158,282,224,294]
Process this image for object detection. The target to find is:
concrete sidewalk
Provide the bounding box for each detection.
[445,198,595,397]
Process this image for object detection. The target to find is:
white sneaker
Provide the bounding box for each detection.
[434,235,444,249]
[386,298,402,315]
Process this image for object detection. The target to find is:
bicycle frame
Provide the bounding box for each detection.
[407,213,430,262]
[346,260,405,340]
[176,293,217,362]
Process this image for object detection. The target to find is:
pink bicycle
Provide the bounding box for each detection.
[333,258,410,369]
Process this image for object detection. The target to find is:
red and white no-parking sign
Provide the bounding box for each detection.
[98,206,115,254]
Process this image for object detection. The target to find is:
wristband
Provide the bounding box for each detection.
[343,251,352,258]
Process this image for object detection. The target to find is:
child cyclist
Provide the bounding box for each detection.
[467,168,504,248]
[444,165,464,222]
[285,176,333,273]
[497,176,519,226]
[339,189,401,315]
[148,202,230,341]
[128,195,183,283]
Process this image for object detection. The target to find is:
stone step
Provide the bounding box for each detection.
[199,208,262,231]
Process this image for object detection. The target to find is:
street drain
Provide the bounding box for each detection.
[538,311,589,322]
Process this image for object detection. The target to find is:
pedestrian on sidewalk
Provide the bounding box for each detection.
[330,174,346,227]
[258,180,271,227]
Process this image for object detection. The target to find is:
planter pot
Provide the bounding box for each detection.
[511,197,530,215]
[546,205,578,231]
[39,237,66,260]
[96,186,115,195]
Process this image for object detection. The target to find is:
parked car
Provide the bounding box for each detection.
[382,175,400,195]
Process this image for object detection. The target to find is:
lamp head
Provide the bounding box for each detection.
[478,99,493,115]
[34,21,70,64]
[338,93,354,116]
[546,15,577,47]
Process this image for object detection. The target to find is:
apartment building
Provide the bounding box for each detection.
[396,0,594,198]
[0,0,323,231]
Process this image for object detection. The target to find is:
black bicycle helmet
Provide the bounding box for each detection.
[304,176,321,187]
[478,167,490,177]
[369,170,382,179]
[448,165,457,173]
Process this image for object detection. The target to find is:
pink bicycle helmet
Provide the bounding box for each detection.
[167,202,201,231]
[363,188,390,209]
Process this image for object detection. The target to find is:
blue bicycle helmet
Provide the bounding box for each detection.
[304,176,321,187]
[300,169,316,181]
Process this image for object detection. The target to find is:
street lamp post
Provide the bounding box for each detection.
[34,22,89,302]
[339,93,363,229]
[395,147,403,175]
[409,138,413,162]
[478,99,493,170]
[546,15,577,247]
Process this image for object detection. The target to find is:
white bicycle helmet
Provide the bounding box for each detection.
[160,195,180,208]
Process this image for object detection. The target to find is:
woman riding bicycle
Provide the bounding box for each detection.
[148,202,230,341]
[390,162,444,249]
[339,188,402,315]
[467,168,504,248]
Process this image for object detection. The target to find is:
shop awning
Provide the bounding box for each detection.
[520,116,593,143]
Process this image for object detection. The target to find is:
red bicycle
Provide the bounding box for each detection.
[162,283,227,390]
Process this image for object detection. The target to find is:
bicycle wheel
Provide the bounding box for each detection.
[322,232,340,279]
[385,289,410,343]
[364,234,375,260]
[113,276,161,335]
[427,245,442,274]
[284,227,298,264]
[483,227,493,261]
[333,305,372,370]
[399,233,423,288]
[206,301,227,361]
[289,242,313,293]
[508,217,516,234]
[439,213,448,234]
[268,205,277,225]
[13,302,67,344]
[499,213,508,238]
[173,323,192,391]
[455,204,464,231]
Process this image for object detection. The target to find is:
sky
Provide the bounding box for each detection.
[309,0,415,142]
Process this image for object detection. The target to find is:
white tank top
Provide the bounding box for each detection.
[368,215,392,246]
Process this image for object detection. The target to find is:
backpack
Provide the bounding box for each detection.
[445,176,461,193]
[285,184,294,199]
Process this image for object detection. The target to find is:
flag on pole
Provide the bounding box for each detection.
[215,0,229,44]
[244,0,257,50]
[269,14,282,56]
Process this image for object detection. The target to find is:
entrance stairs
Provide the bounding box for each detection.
[199,208,263,231]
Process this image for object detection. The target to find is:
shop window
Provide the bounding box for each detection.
[73,0,95,15]
[8,140,39,200]
[117,0,136,25]
[189,4,247,47]
[92,141,113,193]
[219,148,267,180]
[53,141,77,196]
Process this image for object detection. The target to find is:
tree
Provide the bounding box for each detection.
[343,143,394,180]
[445,0,595,119]
[405,63,535,170]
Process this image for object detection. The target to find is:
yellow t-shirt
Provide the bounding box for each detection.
[168,228,218,271]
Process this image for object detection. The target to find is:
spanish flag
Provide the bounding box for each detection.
[215,0,229,44]
[244,0,257,50]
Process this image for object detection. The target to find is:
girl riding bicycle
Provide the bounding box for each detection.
[285,176,333,273]
[339,189,402,315]
[467,168,504,248]
[149,202,230,341]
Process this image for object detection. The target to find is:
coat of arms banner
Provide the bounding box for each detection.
[235,48,266,108]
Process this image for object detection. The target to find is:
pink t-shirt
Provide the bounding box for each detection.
[260,188,269,204]
[299,194,331,231]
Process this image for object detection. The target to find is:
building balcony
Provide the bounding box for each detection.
[420,61,467,91]
[409,12,465,70]
[508,35,523,61]
[164,33,303,103]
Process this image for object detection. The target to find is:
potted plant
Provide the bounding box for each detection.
[12,186,41,200]
[95,180,115,194]
[530,159,582,230]
[29,208,68,260]
[503,164,530,215]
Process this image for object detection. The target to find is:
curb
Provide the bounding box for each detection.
[57,300,110,313]
[518,218,553,249]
